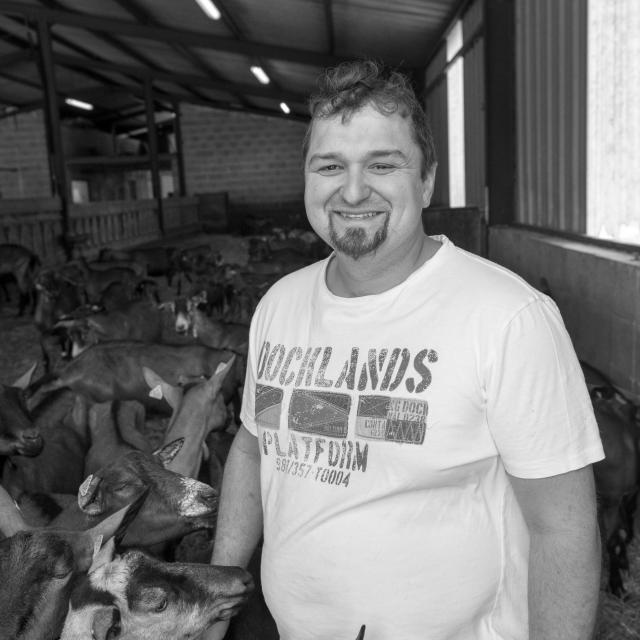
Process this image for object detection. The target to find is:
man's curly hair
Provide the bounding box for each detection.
[302,59,437,177]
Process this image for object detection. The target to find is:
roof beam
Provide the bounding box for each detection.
[54,53,308,103]
[0,0,346,67]
[110,0,253,109]
[0,49,33,68]
[0,20,132,92]
[323,0,335,55]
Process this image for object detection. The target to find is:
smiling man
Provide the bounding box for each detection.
[204,60,604,640]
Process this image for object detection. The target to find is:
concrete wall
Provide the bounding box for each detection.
[180,104,306,219]
[0,111,51,199]
[489,226,640,400]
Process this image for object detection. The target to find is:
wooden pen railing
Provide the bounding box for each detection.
[0,196,202,265]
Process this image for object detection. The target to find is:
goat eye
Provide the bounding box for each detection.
[154,598,168,612]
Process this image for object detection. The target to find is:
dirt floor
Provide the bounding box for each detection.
[1,233,639,638]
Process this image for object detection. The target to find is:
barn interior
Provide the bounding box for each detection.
[0,0,638,638]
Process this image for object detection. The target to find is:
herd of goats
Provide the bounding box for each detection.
[0,228,639,638]
[0,229,328,640]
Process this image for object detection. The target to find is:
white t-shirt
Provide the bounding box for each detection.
[241,236,604,640]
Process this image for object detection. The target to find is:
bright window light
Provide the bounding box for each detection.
[280,102,290,115]
[587,0,640,243]
[446,20,466,207]
[194,0,221,20]
[65,98,94,111]
[250,66,270,85]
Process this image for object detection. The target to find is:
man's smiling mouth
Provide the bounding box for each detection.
[333,210,385,219]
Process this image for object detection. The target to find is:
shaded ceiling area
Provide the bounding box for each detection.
[0,0,462,135]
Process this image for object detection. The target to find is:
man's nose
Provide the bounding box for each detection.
[340,169,371,204]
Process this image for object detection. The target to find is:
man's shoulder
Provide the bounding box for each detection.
[443,242,548,311]
[260,258,326,301]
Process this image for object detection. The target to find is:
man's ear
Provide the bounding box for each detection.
[421,165,437,208]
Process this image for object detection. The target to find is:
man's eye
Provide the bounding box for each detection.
[318,164,341,173]
[370,163,394,173]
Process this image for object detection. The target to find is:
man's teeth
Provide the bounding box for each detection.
[338,211,379,219]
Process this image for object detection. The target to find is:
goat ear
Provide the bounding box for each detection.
[153,437,185,466]
[87,317,108,335]
[157,301,175,313]
[12,362,38,390]
[0,485,31,537]
[206,356,236,395]
[142,366,182,411]
[78,474,104,515]
[87,536,117,574]
[92,607,119,640]
[86,487,149,558]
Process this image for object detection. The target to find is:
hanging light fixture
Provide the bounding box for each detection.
[194,0,221,20]
[250,66,270,85]
[65,98,94,111]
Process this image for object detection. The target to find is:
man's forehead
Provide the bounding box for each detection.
[309,107,415,147]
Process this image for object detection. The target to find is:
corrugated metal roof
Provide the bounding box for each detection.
[0,0,459,131]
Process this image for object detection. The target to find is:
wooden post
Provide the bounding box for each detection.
[36,18,70,253]
[144,76,164,235]
[173,101,187,197]
[484,0,516,226]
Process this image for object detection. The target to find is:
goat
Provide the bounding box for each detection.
[579,360,640,597]
[142,356,235,479]
[3,389,90,497]
[83,399,151,476]
[54,299,164,358]
[61,542,254,640]
[34,270,85,371]
[27,341,239,414]
[0,485,145,640]
[0,242,40,315]
[48,438,219,548]
[99,246,179,288]
[164,292,249,355]
[0,364,42,463]
[71,257,139,305]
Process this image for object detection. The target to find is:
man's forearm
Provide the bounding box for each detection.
[211,425,263,568]
[528,524,601,640]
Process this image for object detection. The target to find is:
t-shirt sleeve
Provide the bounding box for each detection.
[485,296,605,478]
[239,302,263,437]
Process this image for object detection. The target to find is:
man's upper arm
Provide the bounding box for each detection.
[508,465,599,534]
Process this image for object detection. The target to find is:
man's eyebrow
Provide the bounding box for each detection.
[307,150,408,163]
[307,153,340,163]
[368,150,409,161]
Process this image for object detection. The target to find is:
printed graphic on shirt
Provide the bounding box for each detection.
[356,395,427,444]
[255,341,438,488]
[261,428,368,489]
[256,342,438,394]
[288,390,351,438]
[255,384,283,430]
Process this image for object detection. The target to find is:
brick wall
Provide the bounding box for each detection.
[0,111,51,199]
[181,104,306,220]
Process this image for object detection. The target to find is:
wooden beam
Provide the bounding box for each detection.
[484,0,516,226]
[173,102,186,197]
[0,0,346,67]
[144,77,164,235]
[323,0,335,55]
[36,18,68,240]
[54,53,308,103]
[0,49,33,68]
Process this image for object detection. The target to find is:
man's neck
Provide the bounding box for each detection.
[326,234,441,297]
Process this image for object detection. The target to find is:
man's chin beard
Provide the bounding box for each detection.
[328,213,390,260]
